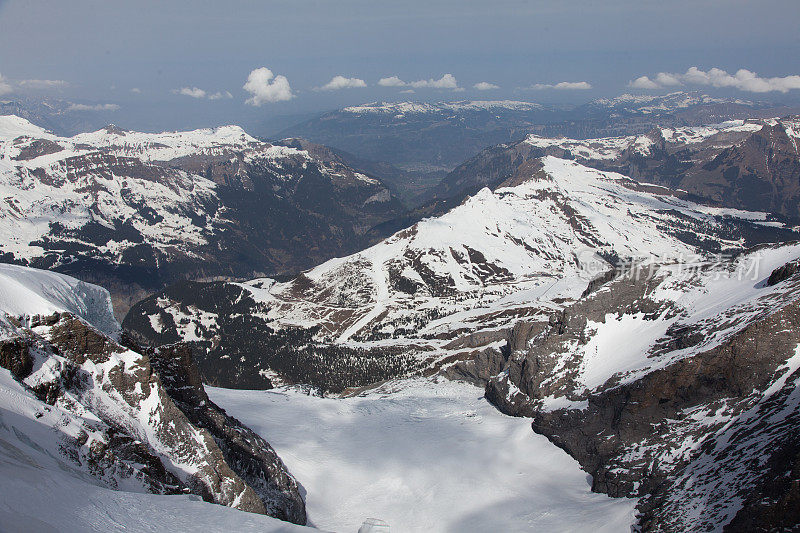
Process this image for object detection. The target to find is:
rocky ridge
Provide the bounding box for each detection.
[478,244,800,531]
[0,264,305,524]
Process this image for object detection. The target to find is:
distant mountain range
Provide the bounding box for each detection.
[278,91,797,201]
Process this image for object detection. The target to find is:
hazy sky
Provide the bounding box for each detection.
[1,0,799,133]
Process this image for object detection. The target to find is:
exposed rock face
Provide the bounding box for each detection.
[145,342,307,524]
[1,308,306,524]
[480,245,800,531]
[0,338,33,379]
[673,123,800,217]
[768,258,800,286]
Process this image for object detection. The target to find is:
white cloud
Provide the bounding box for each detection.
[130,87,142,94]
[318,75,367,91]
[173,87,233,100]
[400,89,415,94]
[208,90,233,100]
[410,73,460,89]
[377,74,461,90]
[175,86,207,98]
[654,72,682,87]
[473,81,500,90]
[0,73,12,96]
[66,103,120,112]
[243,67,294,105]
[630,67,800,93]
[530,81,592,90]
[19,79,68,89]
[378,76,407,87]
[629,76,660,89]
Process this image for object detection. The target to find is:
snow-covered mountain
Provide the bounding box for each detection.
[0,265,307,525]
[0,115,405,316]
[341,100,545,115]
[124,150,800,530]
[125,156,796,389]
[591,91,755,114]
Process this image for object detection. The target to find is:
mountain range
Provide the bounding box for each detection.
[125,153,800,530]
[0,115,405,317]
[279,92,799,202]
[2,95,800,531]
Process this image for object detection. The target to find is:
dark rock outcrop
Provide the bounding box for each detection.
[0,338,33,379]
[147,343,307,524]
[768,258,800,286]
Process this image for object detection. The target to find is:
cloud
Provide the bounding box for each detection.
[130,87,142,94]
[175,86,207,98]
[473,81,500,91]
[243,67,294,105]
[629,76,660,89]
[400,89,415,94]
[173,87,233,100]
[318,75,367,91]
[378,76,407,87]
[66,103,120,112]
[530,81,592,90]
[629,67,800,93]
[410,73,460,89]
[0,73,12,96]
[208,90,233,100]
[377,74,461,90]
[654,72,682,87]
[19,79,68,89]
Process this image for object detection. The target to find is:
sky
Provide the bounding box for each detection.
[1,0,799,134]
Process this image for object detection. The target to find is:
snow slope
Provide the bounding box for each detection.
[0,115,223,261]
[524,119,765,160]
[0,265,310,529]
[0,263,119,337]
[592,91,753,114]
[209,378,637,533]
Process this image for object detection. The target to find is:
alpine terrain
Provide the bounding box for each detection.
[0,115,405,317]
[125,144,800,530]
[4,1,800,531]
